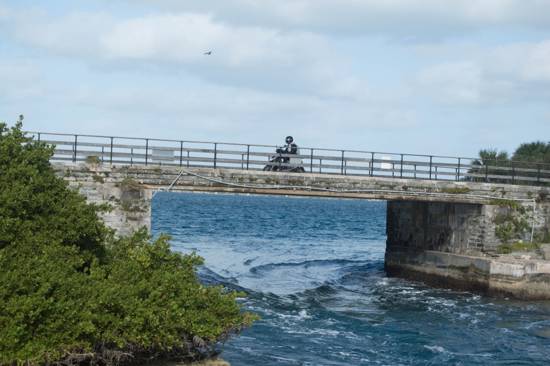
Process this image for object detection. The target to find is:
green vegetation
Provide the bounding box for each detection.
[492,202,530,244]
[120,199,148,213]
[497,241,541,254]
[513,142,550,164]
[85,155,101,165]
[469,142,550,184]
[489,199,522,210]
[441,187,471,194]
[92,174,105,183]
[0,122,256,365]
[119,176,144,191]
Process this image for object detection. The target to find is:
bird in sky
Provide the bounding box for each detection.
[204,51,212,55]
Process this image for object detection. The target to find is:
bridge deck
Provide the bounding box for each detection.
[34,131,550,187]
[56,164,543,206]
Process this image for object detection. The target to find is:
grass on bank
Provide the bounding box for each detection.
[496,241,541,254]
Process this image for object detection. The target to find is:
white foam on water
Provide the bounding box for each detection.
[424,345,447,353]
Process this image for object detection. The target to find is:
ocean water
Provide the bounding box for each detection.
[152,192,550,366]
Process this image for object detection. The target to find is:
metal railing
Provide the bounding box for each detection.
[28,131,550,186]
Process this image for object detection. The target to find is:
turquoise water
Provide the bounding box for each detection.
[152,192,550,366]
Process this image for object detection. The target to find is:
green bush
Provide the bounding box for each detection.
[85,155,101,165]
[497,241,541,254]
[493,212,530,244]
[0,122,256,365]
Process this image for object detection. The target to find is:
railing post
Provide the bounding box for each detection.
[37,132,41,142]
[131,148,134,166]
[511,162,515,184]
[457,158,461,181]
[109,137,114,165]
[73,135,78,163]
[537,164,541,184]
[370,152,374,177]
[180,141,184,167]
[400,154,404,178]
[310,149,314,173]
[429,156,433,180]
[101,146,104,163]
[341,150,345,175]
[145,139,149,166]
[213,143,218,169]
[187,151,190,168]
[485,164,489,182]
[319,159,322,174]
[246,145,250,170]
[414,164,417,179]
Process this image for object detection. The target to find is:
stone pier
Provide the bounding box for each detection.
[385,200,550,299]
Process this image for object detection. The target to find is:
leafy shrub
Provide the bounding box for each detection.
[119,177,143,191]
[440,187,471,194]
[85,155,101,165]
[0,122,256,365]
[493,212,530,244]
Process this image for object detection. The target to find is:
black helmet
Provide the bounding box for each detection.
[285,136,294,144]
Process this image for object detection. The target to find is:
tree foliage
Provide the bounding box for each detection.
[512,141,550,165]
[0,122,256,365]
[469,142,550,184]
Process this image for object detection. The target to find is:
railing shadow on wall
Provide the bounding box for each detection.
[27,131,550,186]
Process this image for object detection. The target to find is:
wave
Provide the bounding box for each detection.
[248,258,369,275]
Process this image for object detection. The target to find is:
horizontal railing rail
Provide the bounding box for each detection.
[26,131,550,186]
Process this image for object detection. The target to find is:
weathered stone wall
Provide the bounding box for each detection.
[385,250,550,299]
[386,201,486,254]
[61,165,152,236]
[386,199,550,255]
[385,199,550,299]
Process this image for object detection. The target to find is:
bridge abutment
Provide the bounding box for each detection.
[63,166,152,236]
[385,200,550,299]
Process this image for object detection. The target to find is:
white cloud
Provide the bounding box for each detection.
[6,10,368,99]
[133,0,550,37]
[0,61,45,101]
[418,61,483,104]
[521,40,550,82]
[416,39,550,105]
[0,5,9,19]
[9,69,414,149]
[13,11,114,57]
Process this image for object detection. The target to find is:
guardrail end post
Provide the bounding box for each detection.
[145,138,149,166]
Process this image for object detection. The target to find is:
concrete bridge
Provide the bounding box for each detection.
[37,132,550,299]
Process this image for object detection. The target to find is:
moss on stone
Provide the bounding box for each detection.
[489,198,521,210]
[92,174,104,183]
[441,187,471,194]
[119,177,143,191]
[497,241,541,254]
[85,155,101,165]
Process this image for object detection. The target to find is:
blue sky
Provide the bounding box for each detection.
[1,0,549,157]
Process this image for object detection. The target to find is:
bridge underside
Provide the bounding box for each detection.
[58,163,550,299]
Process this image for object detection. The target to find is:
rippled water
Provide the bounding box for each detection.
[152,192,550,366]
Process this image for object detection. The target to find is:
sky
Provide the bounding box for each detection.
[1,0,549,157]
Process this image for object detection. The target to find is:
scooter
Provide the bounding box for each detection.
[263,147,305,173]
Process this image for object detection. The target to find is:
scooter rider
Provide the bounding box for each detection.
[284,136,298,155]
